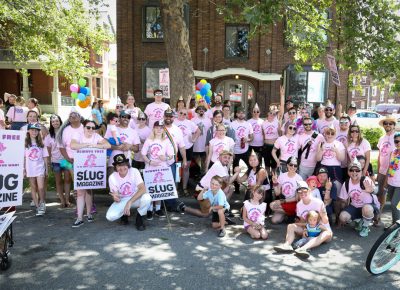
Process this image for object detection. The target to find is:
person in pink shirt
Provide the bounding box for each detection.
[377,115,397,213]
[0,99,6,130]
[338,159,379,237]
[262,110,280,176]
[248,103,264,159]
[272,123,299,173]
[7,96,28,130]
[346,124,371,176]
[387,132,400,227]
[336,114,350,174]
[243,186,268,240]
[27,98,41,116]
[191,105,212,174]
[270,157,303,224]
[144,89,170,129]
[24,123,49,216]
[132,112,151,170]
[316,103,339,133]
[205,94,223,120]
[205,123,235,170]
[281,107,297,133]
[70,120,111,227]
[124,92,142,126]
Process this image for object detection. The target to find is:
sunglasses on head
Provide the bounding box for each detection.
[383,122,395,126]
[349,169,361,173]
[85,126,96,130]
[325,108,333,112]
[288,126,296,130]
[120,115,131,119]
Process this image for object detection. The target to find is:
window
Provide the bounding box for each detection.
[95,53,103,63]
[380,90,385,102]
[362,87,368,97]
[225,25,249,58]
[96,78,102,99]
[142,61,168,99]
[371,100,376,109]
[361,76,367,84]
[361,101,365,109]
[372,86,377,97]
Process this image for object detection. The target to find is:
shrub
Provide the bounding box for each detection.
[360,126,384,150]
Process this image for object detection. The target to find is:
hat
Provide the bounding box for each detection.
[153,120,164,127]
[28,123,41,130]
[348,102,357,109]
[219,150,233,156]
[296,180,309,191]
[178,96,184,101]
[112,154,130,167]
[316,166,329,175]
[195,105,206,113]
[379,115,397,127]
[69,107,80,116]
[119,110,131,118]
[164,108,174,117]
[138,112,147,119]
[306,176,321,188]
[349,157,362,170]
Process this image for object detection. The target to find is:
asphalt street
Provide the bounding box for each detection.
[0,190,399,290]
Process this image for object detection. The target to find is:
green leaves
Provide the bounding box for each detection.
[0,0,112,80]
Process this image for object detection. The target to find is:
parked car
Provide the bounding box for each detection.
[375,103,400,116]
[354,110,383,128]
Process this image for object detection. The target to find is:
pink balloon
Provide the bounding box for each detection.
[197,82,204,89]
[70,84,79,93]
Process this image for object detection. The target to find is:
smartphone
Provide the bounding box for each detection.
[312,132,318,139]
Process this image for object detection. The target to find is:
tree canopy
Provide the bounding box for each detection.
[0,0,112,79]
[218,0,400,89]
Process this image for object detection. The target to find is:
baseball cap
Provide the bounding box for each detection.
[316,167,329,175]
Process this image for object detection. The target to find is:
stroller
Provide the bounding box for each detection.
[0,207,15,270]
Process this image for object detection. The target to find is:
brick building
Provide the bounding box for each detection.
[117,0,350,113]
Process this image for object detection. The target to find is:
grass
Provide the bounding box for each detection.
[370,158,378,175]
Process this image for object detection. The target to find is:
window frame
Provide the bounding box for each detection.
[142,61,169,101]
[224,24,250,60]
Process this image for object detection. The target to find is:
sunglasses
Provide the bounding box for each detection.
[349,169,361,173]
[383,122,395,126]
[120,115,131,119]
[395,140,400,144]
[179,112,187,116]
[288,111,297,115]
[288,126,296,130]
[138,118,146,121]
[325,132,335,136]
[85,126,96,130]
[303,123,312,126]
[154,93,163,96]
[116,106,123,109]
[350,130,359,133]
[288,163,298,168]
[340,120,349,124]
[325,108,333,112]
[253,111,260,113]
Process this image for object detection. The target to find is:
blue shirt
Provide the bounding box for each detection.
[92,108,103,125]
[203,189,230,210]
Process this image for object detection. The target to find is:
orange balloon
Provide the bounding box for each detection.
[77,101,86,108]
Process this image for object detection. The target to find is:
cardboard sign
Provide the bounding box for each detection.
[143,166,178,201]
[74,149,107,189]
[0,130,24,207]
[327,54,340,86]
[159,68,170,99]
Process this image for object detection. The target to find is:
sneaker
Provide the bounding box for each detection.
[120,215,129,225]
[176,202,185,214]
[72,219,84,228]
[36,203,45,216]
[225,217,236,225]
[146,211,154,221]
[30,200,35,207]
[87,215,94,223]
[90,204,97,214]
[155,209,166,218]
[273,243,294,253]
[354,219,362,232]
[225,209,234,218]
[295,248,310,259]
[359,226,370,237]
[136,214,145,231]
[218,228,226,237]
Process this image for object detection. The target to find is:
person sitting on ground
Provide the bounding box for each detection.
[106,154,152,230]
[274,180,332,259]
[337,158,380,237]
[292,210,328,250]
[243,186,268,240]
[315,167,337,224]
[197,176,230,238]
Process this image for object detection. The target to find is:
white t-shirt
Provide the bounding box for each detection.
[296,197,331,231]
[108,124,121,139]
[248,118,264,147]
[243,200,266,227]
[336,129,349,168]
[6,106,28,122]
[144,102,170,129]
[321,140,345,166]
[191,116,212,153]
[277,172,303,199]
[274,135,300,162]
[230,120,254,154]
[44,135,63,163]
[108,168,144,198]
[25,144,49,177]
[209,136,235,163]
[174,119,198,149]
[347,139,371,161]
[298,132,325,168]
[199,160,229,189]
[141,138,174,169]
[205,106,223,120]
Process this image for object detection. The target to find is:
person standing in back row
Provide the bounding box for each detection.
[144,89,170,129]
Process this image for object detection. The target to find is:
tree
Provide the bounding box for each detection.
[0,0,112,80]
[160,0,195,107]
[218,0,400,89]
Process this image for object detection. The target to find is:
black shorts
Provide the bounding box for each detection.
[212,211,220,223]
[178,146,193,162]
[343,204,379,220]
[192,151,206,158]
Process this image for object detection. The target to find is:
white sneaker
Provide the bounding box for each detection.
[36,202,46,216]
[274,243,294,253]
[30,200,35,207]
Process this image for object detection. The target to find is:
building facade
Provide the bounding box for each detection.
[117,0,350,113]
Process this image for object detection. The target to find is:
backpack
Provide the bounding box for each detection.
[344,176,366,193]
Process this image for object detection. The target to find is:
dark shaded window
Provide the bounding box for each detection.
[225,25,249,58]
[142,61,168,99]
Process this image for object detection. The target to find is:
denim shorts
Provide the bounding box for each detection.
[51,162,64,173]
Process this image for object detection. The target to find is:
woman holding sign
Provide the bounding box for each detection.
[70,120,110,227]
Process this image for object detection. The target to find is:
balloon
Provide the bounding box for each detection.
[195,90,200,95]
[79,87,88,95]
[200,79,207,85]
[71,92,78,99]
[60,159,72,170]
[196,95,202,101]
[85,87,90,96]
[78,93,86,101]
[78,78,87,87]
[70,84,79,93]
[204,83,211,91]
[205,95,211,104]
[197,82,204,89]
[200,87,208,96]
[206,90,212,97]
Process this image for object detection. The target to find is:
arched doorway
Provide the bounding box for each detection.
[215,79,255,115]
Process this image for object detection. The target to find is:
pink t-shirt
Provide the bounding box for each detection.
[296,197,325,220]
[298,132,325,167]
[141,138,174,169]
[274,135,300,162]
[108,168,143,198]
[248,118,264,147]
[347,139,371,160]
[321,140,345,166]
[133,126,151,162]
[174,119,198,149]
[44,135,63,163]
[191,116,212,153]
[377,133,395,175]
[336,129,349,167]
[243,200,266,227]
[205,106,223,120]
[231,120,254,154]
[209,136,235,163]
[72,132,104,147]
[144,102,170,129]
[25,144,49,177]
[277,172,303,199]
[58,125,84,159]
[6,106,28,122]
[105,126,140,167]
[339,177,380,208]
[125,107,141,123]
[164,124,185,166]
[388,151,400,187]
[200,160,229,189]
[247,169,257,187]
[0,110,5,129]
[317,118,339,133]
[262,119,279,140]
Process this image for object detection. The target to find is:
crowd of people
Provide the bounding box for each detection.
[1,87,399,259]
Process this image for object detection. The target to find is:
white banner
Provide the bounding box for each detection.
[159,68,170,99]
[74,149,107,189]
[143,166,178,201]
[0,130,24,207]
[327,54,340,86]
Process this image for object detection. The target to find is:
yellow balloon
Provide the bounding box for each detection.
[200,79,207,85]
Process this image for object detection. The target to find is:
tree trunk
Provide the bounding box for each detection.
[160,0,195,107]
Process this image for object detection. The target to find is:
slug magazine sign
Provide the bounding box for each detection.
[143,167,178,201]
[0,131,24,207]
[159,68,170,99]
[74,149,107,189]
